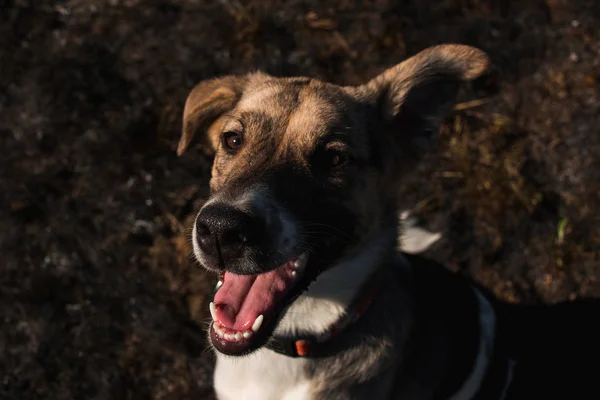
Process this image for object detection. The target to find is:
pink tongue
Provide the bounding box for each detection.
[213,266,292,331]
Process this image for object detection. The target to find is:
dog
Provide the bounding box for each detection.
[177,44,600,399]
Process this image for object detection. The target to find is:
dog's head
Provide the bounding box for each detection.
[179,45,488,355]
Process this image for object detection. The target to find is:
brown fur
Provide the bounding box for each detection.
[180,44,490,399]
[179,45,488,250]
[179,45,600,400]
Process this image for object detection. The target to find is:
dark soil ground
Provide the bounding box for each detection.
[1,0,599,399]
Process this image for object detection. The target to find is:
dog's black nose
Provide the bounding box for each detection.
[195,203,264,265]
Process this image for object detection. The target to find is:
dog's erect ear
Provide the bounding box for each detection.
[178,76,248,156]
[357,44,489,163]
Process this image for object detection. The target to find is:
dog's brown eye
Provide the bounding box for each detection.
[330,151,348,167]
[222,131,243,152]
[312,142,351,178]
[313,147,350,175]
[323,148,349,169]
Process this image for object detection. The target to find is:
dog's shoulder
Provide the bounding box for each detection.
[390,252,490,399]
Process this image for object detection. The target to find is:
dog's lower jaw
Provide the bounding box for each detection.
[212,228,398,400]
[274,228,397,337]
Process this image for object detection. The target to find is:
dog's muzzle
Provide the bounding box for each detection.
[192,191,310,356]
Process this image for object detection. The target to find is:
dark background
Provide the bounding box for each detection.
[1,0,599,399]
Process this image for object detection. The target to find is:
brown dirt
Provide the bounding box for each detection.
[1,0,599,399]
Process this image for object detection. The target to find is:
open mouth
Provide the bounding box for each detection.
[208,252,308,355]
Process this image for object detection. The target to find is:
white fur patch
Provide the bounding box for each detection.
[213,348,311,400]
[282,381,313,400]
[274,231,396,336]
[398,209,442,254]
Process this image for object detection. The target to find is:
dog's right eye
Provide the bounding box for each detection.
[222,131,243,153]
[328,150,348,168]
[311,143,351,180]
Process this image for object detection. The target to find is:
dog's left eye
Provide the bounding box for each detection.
[328,150,348,168]
[222,131,243,152]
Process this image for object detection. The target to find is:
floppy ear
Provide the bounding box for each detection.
[358,44,489,164]
[178,76,248,156]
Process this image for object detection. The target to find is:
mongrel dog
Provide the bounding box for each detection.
[177,44,600,399]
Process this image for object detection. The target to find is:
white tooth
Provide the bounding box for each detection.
[215,280,223,290]
[214,324,225,337]
[294,253,307,269]
[209,302,217,321]
[243,331,252,339]
[235,332,243,341]
[292,270,297,277]
[225,333,235,341]
[252,315,264,332]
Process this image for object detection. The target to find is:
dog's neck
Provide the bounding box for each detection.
[274,228,396,337]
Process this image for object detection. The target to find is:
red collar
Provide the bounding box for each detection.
[265,268,382,358]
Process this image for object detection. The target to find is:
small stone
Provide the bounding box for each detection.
[569,52,579,63]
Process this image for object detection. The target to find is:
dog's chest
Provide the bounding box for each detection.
[213,349,313,400]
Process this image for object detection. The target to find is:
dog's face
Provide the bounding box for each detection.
[178,45,488,355]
